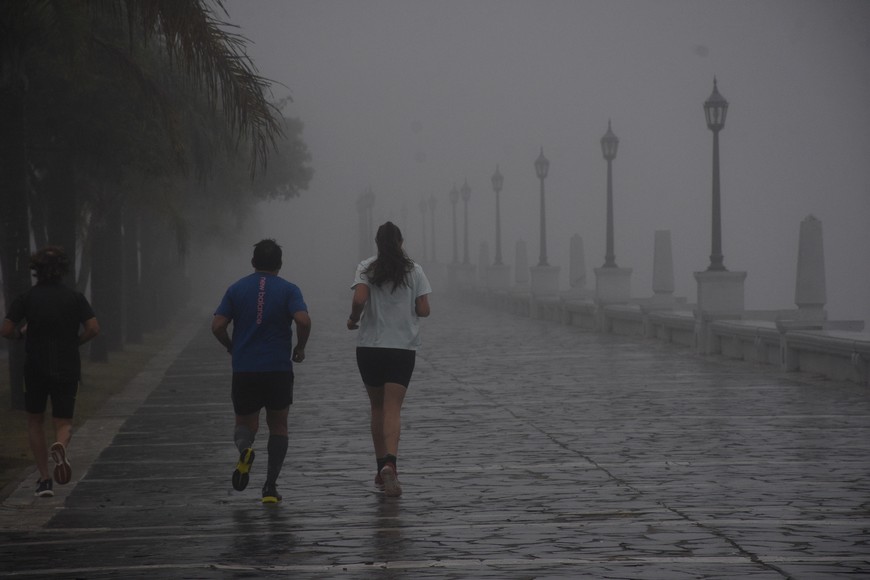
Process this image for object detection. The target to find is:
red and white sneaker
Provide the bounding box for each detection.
[50,442,71,485]
[379,462,402,497]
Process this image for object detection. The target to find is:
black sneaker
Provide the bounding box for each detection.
[262,482,282,504]
[232,448,255,491]
[35,478,54,498]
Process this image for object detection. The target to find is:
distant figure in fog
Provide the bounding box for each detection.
[1,246,100,498]
[347,222,431,497]
[212,239,311,503]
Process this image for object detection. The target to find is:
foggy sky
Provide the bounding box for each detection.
[220,0,870,323]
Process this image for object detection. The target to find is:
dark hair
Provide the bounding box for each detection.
[365,222,413,292]
[251,239,282,271]
[30,246,70,283]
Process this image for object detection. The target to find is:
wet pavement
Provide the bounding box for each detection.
[1,294,868,579]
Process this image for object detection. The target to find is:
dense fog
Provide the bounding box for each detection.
[206,0,869,323]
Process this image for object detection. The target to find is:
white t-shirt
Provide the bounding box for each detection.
[352,257,432,350]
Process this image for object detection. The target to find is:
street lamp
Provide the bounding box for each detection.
[534,147,550,266]
[449,184,459,264]
[704,77,729,271]
[428,194,437,262]
[491,165,504,265]
[356,187,375,261]
[461,179,471,265]
[600,120,619,268]
[419,198,428,262]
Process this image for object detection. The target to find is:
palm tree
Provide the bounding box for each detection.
[0,0,284,407]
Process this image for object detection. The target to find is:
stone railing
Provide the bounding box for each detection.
[462,288,869,387]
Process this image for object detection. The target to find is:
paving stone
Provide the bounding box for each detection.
[0,295,868,578]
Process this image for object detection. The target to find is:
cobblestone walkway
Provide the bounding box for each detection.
[1,295,868,578]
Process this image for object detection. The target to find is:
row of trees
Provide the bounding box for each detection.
[1,1,313,408]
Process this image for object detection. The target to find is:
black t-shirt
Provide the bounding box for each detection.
[5,281,96,381]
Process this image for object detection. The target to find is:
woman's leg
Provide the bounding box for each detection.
[381,382,406,456]
[365,385,386,458]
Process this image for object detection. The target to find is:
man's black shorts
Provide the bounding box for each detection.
[231,371,294,415]
[24,367,78,418]
[356,347,416,388]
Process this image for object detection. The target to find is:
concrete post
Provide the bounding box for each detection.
[651,230,675,306]
[514,240,529,288]
[795,215,827,322]
[568,234,586,297]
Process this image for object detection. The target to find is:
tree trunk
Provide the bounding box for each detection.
[0,89,32,410]
[123,205,142,343]
[88,190,125,361]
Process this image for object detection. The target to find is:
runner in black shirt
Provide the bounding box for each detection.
[2,246,100,497]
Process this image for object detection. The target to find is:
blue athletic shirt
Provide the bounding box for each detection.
[214,272,307,372]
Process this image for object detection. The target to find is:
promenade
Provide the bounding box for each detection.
[1,294,868,579]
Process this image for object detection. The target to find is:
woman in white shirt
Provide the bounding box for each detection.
[347,222,431,497]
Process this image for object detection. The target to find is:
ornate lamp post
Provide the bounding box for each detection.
[449,184,459,264]
[461,179,471,264]
[491,165,504,265]
[600,120,619,268]
[704,77,729,271]
[356,187,375,260]
[428,194,437,262]
[534,147,550,266]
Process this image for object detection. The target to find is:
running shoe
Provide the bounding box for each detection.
[379,462,402,497]
[50,442,71,485]
[374,472,385,490]
[232,448,255,491]
[261,482,282,504]
[34,478,54,498]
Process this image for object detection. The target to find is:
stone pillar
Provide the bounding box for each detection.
[795,215,827,322]
[514,240,530,288]
[694,269,747,354]
[594,267,632,304]
[651,230,675,306]
[477,242,490,287]
[568,234,586,297]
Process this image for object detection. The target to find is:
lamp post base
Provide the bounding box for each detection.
[693,269,747,354]
[594,266,632,305]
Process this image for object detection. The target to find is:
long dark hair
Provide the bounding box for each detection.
[365,222,414,292]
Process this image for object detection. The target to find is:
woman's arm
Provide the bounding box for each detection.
[347,283,370,330]
[415,294,430,318]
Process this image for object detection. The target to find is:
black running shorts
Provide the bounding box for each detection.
[356,347,416,388]
[231,371,294,415]
[24,367,78,418]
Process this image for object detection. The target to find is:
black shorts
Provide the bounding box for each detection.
[356,347,416,388]
[231,371,294,416]
[24,367,78,418]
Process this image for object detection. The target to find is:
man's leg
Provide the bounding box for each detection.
[27,413,50,481]
[53,417,73,448]
[262,407,289,502]
[50,417,74,484]
[263,407,289,483]
[232,412,258,491]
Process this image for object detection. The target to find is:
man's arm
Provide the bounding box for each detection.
[292,311,311,363]
[212,314,233,353]
[79,317,100,345]
[1,318,21,340]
